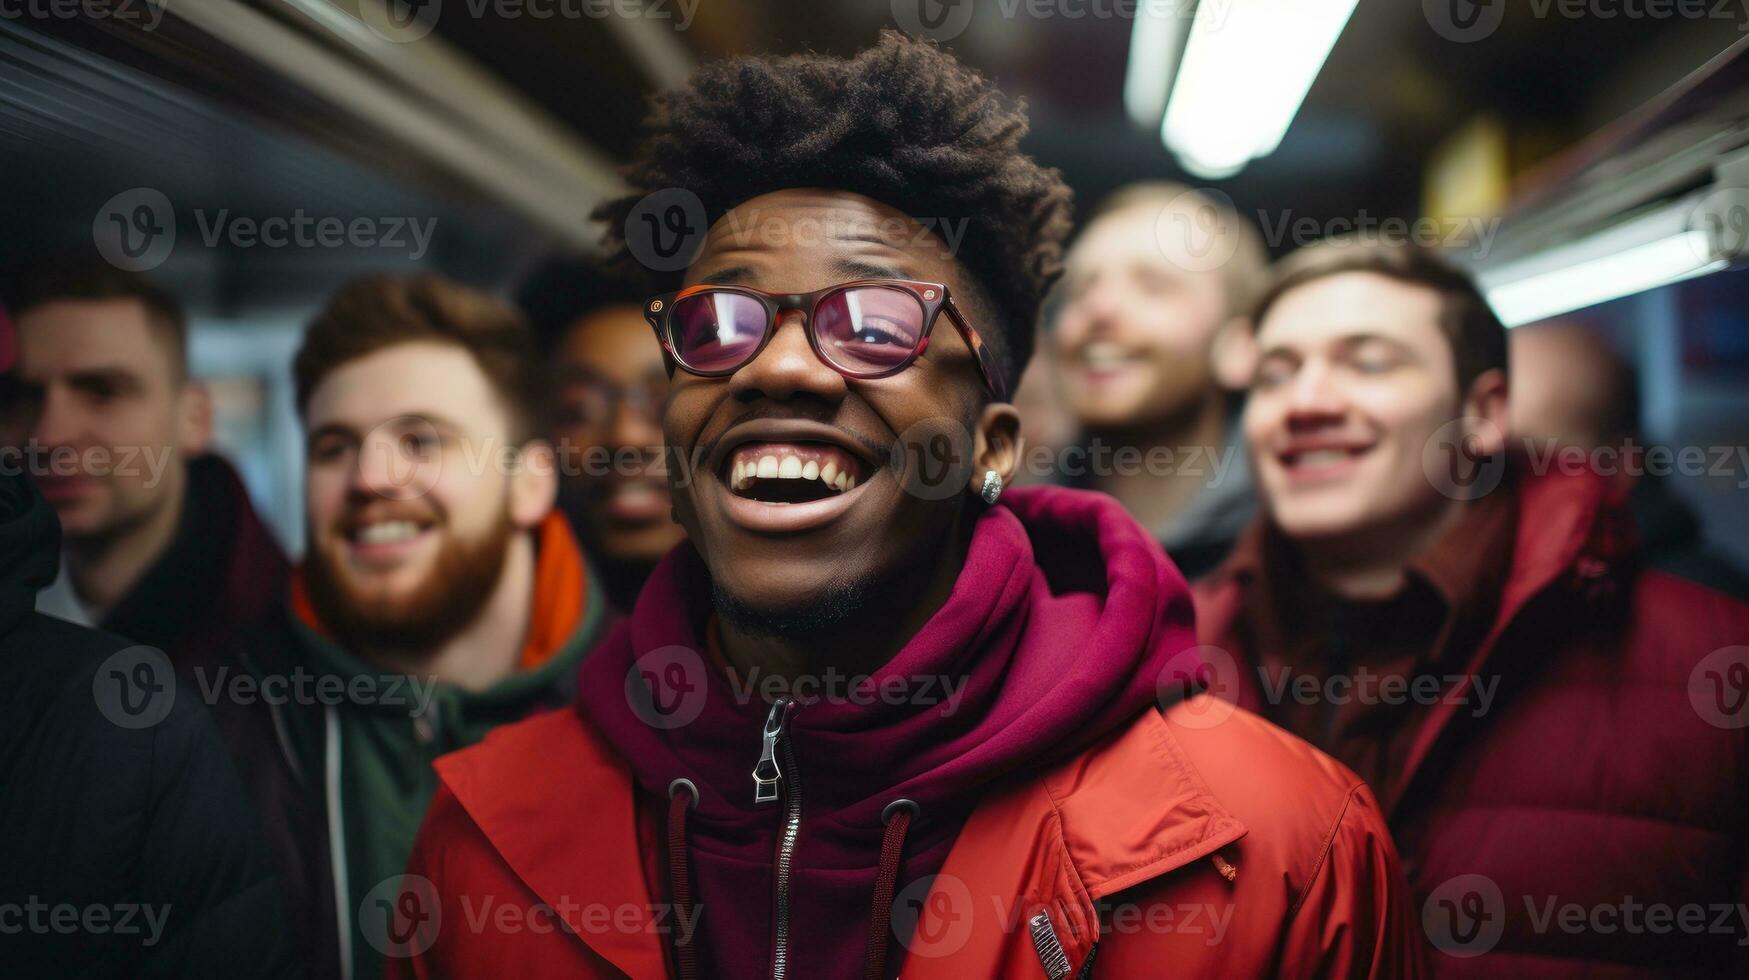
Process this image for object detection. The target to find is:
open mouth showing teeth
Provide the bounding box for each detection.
[724,442,866,505]
[1280,448,1366,467]
[348,519,431,545]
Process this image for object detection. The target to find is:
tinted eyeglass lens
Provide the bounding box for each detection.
[813,286,926,374]
[670,291,769,373]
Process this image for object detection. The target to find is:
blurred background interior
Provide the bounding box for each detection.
[4,0,1747,559]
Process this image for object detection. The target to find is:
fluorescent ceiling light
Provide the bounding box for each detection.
[1484,229,1727,327]
[1123,2,1192,128]
[1161,0,1361,178]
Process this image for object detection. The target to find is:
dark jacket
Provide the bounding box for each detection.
[107,453,290,665]
[1195,467,1749,975]
[0,470,296,979]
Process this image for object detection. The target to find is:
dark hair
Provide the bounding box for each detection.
[7,263,188,381]
[515,255,656,358]
[1252,239,1510,390]
[296,275,548,441]
[596,30,1074,393]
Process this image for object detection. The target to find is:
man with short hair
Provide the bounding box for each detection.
[219,275,616,980]
[519,257,683,610]
[1048,183,1268,578]
[0,265,287,665]
[393,34,1422,980]
[1196,239,1749,973]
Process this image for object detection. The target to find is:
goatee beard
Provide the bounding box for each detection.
[305,515,516,658]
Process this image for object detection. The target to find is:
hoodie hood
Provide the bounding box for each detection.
[0,472,59,638]
[576,484,1203,977]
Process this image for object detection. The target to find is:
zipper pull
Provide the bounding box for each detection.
[752,697,794,805]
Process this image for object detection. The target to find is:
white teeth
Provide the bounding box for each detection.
[1082,341,1133,369]
[727,451,862,497]
[357,520,421,545]
[1294,450,1351,466]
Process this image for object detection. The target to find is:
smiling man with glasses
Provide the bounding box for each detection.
[392,32,1423,980]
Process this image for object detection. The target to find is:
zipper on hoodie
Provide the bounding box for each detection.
[752,697,800,979]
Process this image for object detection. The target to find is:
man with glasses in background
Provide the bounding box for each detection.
[519,257,682,611]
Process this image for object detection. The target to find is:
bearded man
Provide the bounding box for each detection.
[211,275,615,980]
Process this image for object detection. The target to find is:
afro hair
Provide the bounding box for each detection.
[596,30,1074,393]
[515,254,657,358]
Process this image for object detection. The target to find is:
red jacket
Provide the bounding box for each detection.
[1194,468,1749,975]
[387,487,1426,978]
[389,697,1423,978]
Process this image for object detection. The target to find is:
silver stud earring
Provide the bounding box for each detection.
[979,470,1003,504]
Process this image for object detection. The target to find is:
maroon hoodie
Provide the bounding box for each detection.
[576,486,1205,979]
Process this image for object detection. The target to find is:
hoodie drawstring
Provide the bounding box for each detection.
[667,779,699,980]
[864,799,918,980]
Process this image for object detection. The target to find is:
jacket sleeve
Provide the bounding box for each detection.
[1279,782,1429,979]
[135,685,301,980]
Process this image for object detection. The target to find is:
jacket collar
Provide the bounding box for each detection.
[435,704,1242,978]
[1208,465,1626,816]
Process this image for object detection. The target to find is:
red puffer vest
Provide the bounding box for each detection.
[1195,467,1749,975]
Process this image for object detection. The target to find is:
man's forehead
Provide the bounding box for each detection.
[306,343,503,426]
[1259,275,1444,346]
[697,190,945,268]
[14,302,169,378]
